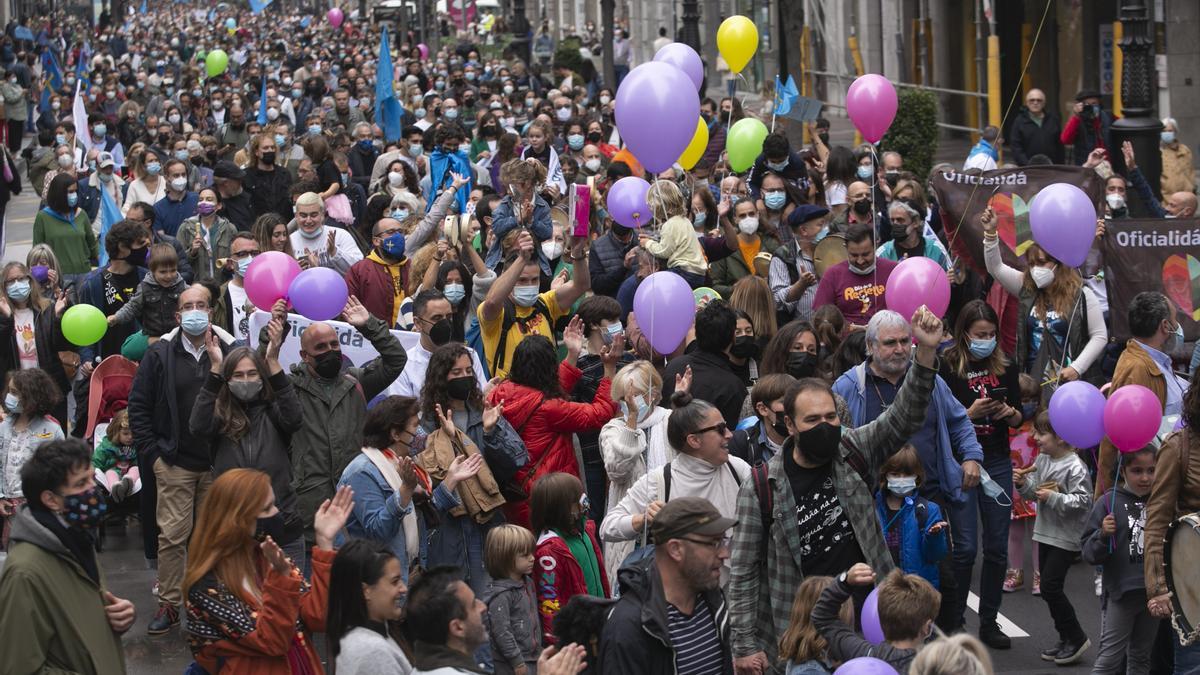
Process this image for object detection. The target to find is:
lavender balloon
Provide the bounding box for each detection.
[833,657,899,675]
[288,267,349,321]
[1048,381,1106,449]
[1029,182,1098,268]
[607,176,653,228]
[860,588,885,645]
[653,43,704,90]
[633,272,696,354]
[615,61,700,173]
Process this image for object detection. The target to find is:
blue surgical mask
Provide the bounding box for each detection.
[619,394,653,423]
[146,162,162,175]
[6,279,30,301]
[766,158,788,171]
[180,309,210,336]
[275,134,287,148]
[67,192,78,207]
[513,284,540,307]
[444,282,466,305]
[444,108,459,120]
[601,321,623,345]
[693,211,707,228]
[409,143,423,156]
[968,337,997,359]
[236,255,254,277]
[1162,131,1176,145]
[567,134,585,150]
[856,165,873,180]
[978,468,1012,506]
[764,191,787,210]
[93,124,107,138]
[415,107,427,119]
[308,125,323,136]
[814,225,829,243]
[292,88,303,99]
[391,208,410,221]
[3,392,20,413]
[174,149,189,162]
[55,133,66,146]
[886,475,917,497]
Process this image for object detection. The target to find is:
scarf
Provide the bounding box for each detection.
[427,148,472,214]
[552,524,604,597]
[365,250,409,327]
[361,446,421,564]
[31,506,100,583]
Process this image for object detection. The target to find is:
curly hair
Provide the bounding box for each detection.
[6,368,62,418]
[508,335,565,399]
[421,343,483,421]
[213,347,277,439]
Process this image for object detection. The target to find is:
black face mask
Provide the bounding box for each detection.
[730,335,759,360]
[125,245,149,266]
[254,513,286,543]
[794,421,842,465]
[769,412,789,439]
[852,199,872,216]
[890,221,911,241]
[261,151,277,165]
[428,318,453,346]
[447,375,474,401]
[310,349,343,379]
[587,131,602,143]
[786,351,817,379]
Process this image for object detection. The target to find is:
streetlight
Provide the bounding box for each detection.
[1109,0,1162,214]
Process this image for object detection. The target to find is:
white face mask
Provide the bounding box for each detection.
[1105,193,1125,211]
[1030,265,1056,289]
[738,217,759,235]
[388,171,405,188]
[541,241,564,260]
[585,158,601,172]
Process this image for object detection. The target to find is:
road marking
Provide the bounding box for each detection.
[966,592,1029,637]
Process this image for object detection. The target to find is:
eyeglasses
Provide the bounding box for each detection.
[230,249,260,259]
[692,422,728,436]
[680,536,731,551]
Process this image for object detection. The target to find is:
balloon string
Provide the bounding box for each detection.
[1108,452,1123,553]
[945,0,1051,254]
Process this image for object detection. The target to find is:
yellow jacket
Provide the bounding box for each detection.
[1160,142,1195,195]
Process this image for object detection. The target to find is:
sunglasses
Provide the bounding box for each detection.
[692,422,728,436]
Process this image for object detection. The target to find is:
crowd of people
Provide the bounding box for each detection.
[0,3,1197,675]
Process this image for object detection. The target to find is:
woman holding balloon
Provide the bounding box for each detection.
[0,262,72,426]
[980,206,1106,392]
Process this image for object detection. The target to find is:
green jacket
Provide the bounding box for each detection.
[727,359,936,660]
[709,234,780,299]
[176,215,237,282]
[282,315,408,542]
[0,507,126,674]
[32,208,97,274]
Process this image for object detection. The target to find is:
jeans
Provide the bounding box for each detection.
[581,453,607,521]
[949,453,1012,627]
[1176,635,1200,675]
[153,458,213,606]
[1038,543,1087,644]
[1092,589,1157,675]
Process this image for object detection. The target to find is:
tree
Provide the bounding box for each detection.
[882,88,939,181]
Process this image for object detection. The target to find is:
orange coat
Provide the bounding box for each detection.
[188,547,335,675]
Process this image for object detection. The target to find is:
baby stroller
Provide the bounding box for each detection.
[85,356,140,552]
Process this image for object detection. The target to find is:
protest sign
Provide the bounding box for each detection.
[1102,218,1200,341]
[248,311,420,371]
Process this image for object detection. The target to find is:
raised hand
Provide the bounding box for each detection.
[979,206,997,235]
[910,306,944,350]
[397,455,419,487]
[845,562,877,587]
[600,333,625,377]
[54,288,68,317]
[562,314,585,357]
[313,485,354,550]
[266,317,284,362]
[260,536,293,574]
[483,398,504,432]
[435,402,458,436]
[446,452,484,486]
[341,295,370,328]
[450,171,469,189]
[326,230,337,256]
[537,643,587,675]
[1122,140,1136,170]
[675,364,693,394]
[516,230,535,259]
[271,298,289,322]
[206,329,224,373]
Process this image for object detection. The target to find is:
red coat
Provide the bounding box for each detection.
[345,255,409,328]
[535,521,610,642]
[489,361,617,527]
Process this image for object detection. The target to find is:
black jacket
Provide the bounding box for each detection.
[661,349,747,429]
[1008,108,1064,165]
[243,165,294,222]
[589,231,635,297]
[598,559,733,675]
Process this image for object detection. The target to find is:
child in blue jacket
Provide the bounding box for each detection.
[875,444,949,588]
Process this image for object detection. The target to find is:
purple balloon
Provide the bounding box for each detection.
[654,43,704,90]
[607,176,653,228]
[1029,183,1098,268]
[860,588,885,645]
[30,264,49,283]
[615,61,700,173]
[883,256,950,321]
[834,657,899,675]
[1049,381,1106,449]
[632,272,696,354]
[288,267,349,321]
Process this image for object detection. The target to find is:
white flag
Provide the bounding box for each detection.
[72,80,93,151]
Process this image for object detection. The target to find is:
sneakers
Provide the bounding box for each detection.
[1094,571,1103,597]
[979,622,1011,650]
[1032,571,1041,596]
[1003,568,1024,592]
[147,603,179,635]
[110,477,130,503]
[1041,641,1065,661]
[1054,637,1091,665]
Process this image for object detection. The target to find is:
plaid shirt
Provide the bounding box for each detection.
[728,359,937,659]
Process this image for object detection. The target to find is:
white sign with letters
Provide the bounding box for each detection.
[247,310,421,371]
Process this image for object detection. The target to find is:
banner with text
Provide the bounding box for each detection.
[1102,218,1200,341]
[248,311,421,371]
[930,166,1105,276]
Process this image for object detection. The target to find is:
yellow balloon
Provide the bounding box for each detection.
[717,16,758,74]
[678,118,709,170]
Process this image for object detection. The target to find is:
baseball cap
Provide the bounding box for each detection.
[97,152,115,169]
[650,497,737,544]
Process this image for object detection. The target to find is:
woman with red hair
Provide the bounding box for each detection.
[183,468,354,674]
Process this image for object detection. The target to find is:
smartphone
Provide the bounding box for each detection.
[989,387,1008,401]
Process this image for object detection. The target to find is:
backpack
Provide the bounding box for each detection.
[490,297,554,376]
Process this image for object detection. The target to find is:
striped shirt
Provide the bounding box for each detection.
[666,596,724,675]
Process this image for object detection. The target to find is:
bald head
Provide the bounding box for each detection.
[1167,192,1198,218]
[300,322,338,354]
[847,181,871,203]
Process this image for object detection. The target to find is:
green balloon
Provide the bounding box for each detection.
[726,118,769,173]
[206,49,229,78]
[61,304,108,347]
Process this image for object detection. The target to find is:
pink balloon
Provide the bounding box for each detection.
[417,43,429,60]
[327,7,344,28]
[846,74,898,143]
[884,256,950,321]
[1104,384,1163,453]
[632,272,696,354]
[244,251,302,312]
